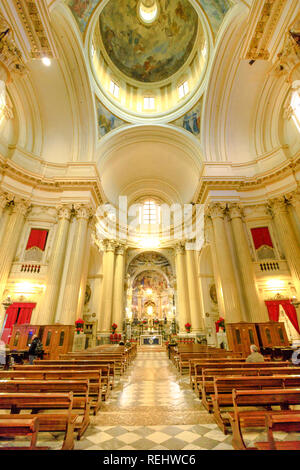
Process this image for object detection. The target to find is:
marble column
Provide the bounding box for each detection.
[99,240,116,333]
[208,203,242,323]
[228,204,268,322]
[59,205,91,325]
[0,194,8,245]
[175,243,191,333]
[76,219,94,320]
[112,244,126,333]
[269,197,300,298]
[37,205,72,325]
[185,247,204,333]
[205,216,226,318]
[0,199,31,302]
[289,190,300,227]
[0,194,7,222]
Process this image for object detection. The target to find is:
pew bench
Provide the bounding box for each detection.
[4,369,104,413]
[189,359,247,388]
[226,389,300,450]
[60,353,126,374]
[211,376,300,434]
[0,392,76,450]
[198,367,300,404]
[0,380,90,439]
[256,413,300,450]
[0,417,43,450]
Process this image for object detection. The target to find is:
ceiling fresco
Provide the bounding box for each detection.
[99,0,198,82]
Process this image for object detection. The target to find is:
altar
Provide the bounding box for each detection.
[140,334,163,346]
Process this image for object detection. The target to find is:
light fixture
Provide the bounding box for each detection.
[42,56,51,67]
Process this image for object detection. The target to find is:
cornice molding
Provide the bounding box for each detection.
[195,154,300,204]
[0,155,104,206]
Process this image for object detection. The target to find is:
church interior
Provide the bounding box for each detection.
[0,0,300,452]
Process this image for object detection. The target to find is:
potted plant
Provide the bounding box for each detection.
[75,318,85,334]
[215,317,225,332]
[112,323,117,333]
[185,322,192,333]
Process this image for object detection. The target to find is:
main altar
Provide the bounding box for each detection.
[140,334,162,346]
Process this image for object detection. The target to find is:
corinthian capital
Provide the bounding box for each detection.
[0,193,8,210]
[286,189,300,209]
[175,242,185,255]
[207,203,226,219]
[74,204,94,220]
[115,244,126,256]
[12,199,31,217]
[102,239,116,253]
[227,203,243,220]
[56,205,72,221]
[268,197,288,216]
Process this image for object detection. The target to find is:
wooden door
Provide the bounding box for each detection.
[257,322,289,347]
[226,323,259,357]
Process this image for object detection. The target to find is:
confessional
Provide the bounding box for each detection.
[9,324,74,360]
[226,322,289,357]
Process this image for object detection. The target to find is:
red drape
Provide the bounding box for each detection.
[26,229,48,251]
[265,299,300,333]
[281,300,300,334]
[1,303,36,344]
[265,300,280,322]
[251,227,273,250]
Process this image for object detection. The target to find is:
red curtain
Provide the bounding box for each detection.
[26,229,48,251]
[251,227,273,250]
[265,299,300,333]
[280,300,300,334]
[1,303,36,344]
[1,305,19,344]
[265,301,280,322]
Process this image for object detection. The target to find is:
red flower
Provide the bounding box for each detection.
[185,323,191,329]
[112,323,117,329]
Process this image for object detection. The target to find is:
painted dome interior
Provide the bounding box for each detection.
[99,0,199,83]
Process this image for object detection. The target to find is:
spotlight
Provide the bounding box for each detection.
[42,56,51,67]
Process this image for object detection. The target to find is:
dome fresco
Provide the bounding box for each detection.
[99,0,198,83]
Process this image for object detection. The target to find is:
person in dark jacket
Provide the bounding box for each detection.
[28,335,42,365]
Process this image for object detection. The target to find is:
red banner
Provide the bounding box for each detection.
[251,227,273,250]
[26,229,48,251]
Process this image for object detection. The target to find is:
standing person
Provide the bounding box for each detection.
[28,335,43,365]
[246,344,265,363]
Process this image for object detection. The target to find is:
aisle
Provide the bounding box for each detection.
[76,350,233,450]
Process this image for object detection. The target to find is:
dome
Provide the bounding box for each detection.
[99,0,198,83]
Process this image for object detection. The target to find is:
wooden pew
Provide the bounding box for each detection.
[30,360,115,393]
[59,354,126,374]
[0,380,90,439]
[227,389,300,450]
[0,417,42,450]
[177,352,244,375]
[198,367,300,404]
[256,413,300,450]
[212,375,300,433]
[189,359,248,388]
[191,360,288,390]
[0,392,76,450]
[3,369,104,412]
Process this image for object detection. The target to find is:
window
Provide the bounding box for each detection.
[178,81,189,99]
[291,90,300,133]
[141,200,160,225]
[109,81,120,99]
[144,96,155,110]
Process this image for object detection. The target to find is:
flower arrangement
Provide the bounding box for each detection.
[154,319,159,324]
[185,322,192,332]
[112,323,117,333]
[75,318,84,334]
[215,317,225,332]
[142,320,147,324]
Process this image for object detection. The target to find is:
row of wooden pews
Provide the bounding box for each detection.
[174,343,300,450]
[0,342,135,450]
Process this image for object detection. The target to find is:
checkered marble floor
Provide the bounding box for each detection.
[1,350,300,450]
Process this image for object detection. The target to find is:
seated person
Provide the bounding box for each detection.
[246,344,264,363]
